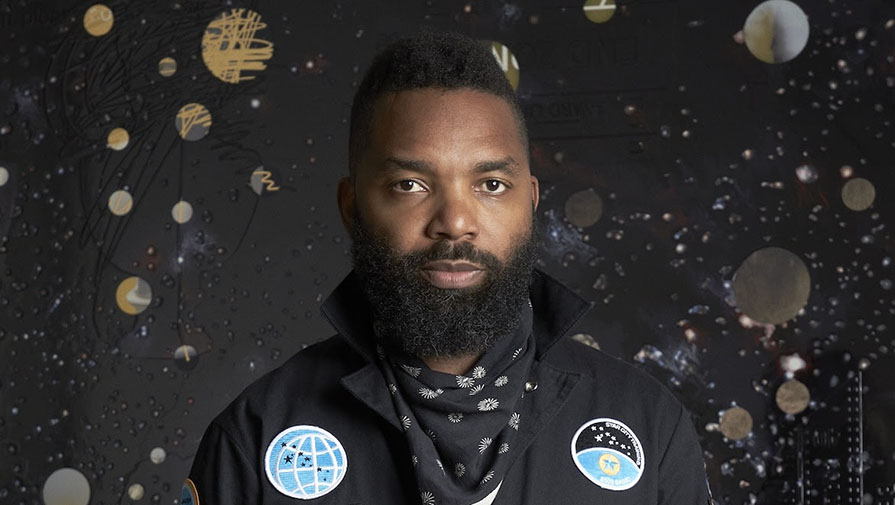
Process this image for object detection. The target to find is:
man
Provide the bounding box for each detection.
[184,31,710,505]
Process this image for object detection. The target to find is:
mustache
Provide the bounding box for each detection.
[401,240,502,271]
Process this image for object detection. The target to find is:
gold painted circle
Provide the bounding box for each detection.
[106,127,129,151]
[565,189,603,228]
[841,177,875,211]
[732,246,810,325]
[171,200,194,224]
[115,276,152,315]
[776,379,810,415]
[743,0,810,64]
[83,4,114,37]
[719,406,752,440]
[488,41,520,91]
[158,57,177,77]
[108,190,134,216]
[175,103,212,141]
[583,0,617,24]
[201,9,274,84]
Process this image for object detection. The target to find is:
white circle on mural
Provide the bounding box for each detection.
[127,483,144,501]
[43,468,91,505]
[108,190,134,216]
[743,0,810,64]
[171,200,193,224]
[0,166,9,186]
[150,447,166,464]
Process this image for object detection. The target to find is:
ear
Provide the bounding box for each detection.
[337,176,355,232]
[530,175,540,211]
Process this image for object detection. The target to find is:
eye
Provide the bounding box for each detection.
[393,180,426,193]
[479,179,508,194]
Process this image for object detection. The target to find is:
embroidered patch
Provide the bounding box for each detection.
[180,479,199,505]
[571,417,644,491]
[264,425,348,499]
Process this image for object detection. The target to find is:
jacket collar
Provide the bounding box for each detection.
[320,268,592,362]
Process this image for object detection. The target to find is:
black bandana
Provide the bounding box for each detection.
[377,300,535,505]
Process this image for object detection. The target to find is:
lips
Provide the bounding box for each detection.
[423,261,481,272]
[421,261,485,288]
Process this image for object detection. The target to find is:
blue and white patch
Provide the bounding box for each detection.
[264,425,348,499]
[571,417,644,491]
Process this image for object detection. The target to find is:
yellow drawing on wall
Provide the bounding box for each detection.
[175,103,212,141]
[489,41,520,91]
[250,168,280,194]
[201,8,274,84]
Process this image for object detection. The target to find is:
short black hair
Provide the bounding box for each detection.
[348,30,528,176]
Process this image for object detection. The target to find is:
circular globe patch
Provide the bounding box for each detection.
[571,418,644,491]
[265,425,348,499]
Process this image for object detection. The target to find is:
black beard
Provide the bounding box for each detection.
[349,211,538,359]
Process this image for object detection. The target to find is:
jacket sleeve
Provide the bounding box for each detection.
[657,404,712,505]
[186,421,261,505]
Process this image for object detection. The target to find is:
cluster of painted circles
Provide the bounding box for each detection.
[42,447,169,505]
[107,190,194,224]
[719,379,811,440]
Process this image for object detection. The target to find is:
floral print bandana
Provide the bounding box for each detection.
[378,300,536,505]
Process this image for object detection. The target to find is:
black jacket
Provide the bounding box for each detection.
[186,270,710,504]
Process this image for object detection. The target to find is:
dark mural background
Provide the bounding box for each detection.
[1,0,894,503]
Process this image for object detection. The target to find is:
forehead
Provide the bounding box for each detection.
[361,88,527,173]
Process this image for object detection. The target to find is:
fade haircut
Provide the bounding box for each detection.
[348,30,528,177]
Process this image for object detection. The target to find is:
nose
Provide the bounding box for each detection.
[425,189,479,242]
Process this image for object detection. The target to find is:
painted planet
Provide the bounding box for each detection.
[732,247,810,325]
[116,276,152,315]
[107,127,129,151]
[583,0,616,23]
[743,0,810,64]
[108,190,134,216]
[158,57,177,77]
[43,468,91,505]
[719,406,752,440]
[841,177,875,211]
[776,379,810,415]
[83,4,114,37]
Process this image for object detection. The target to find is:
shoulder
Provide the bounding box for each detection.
[544,336,683,410]
[209,335,363,434]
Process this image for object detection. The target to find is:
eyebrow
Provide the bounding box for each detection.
[381,156,521,177]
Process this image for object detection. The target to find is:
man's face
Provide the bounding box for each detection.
[339,88,540,358]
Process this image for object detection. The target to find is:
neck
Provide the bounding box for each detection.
[421,353,482,376]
